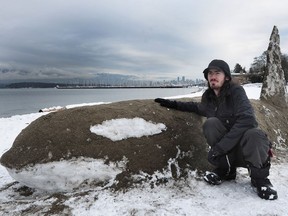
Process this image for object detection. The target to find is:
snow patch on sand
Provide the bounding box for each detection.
[90,117,167,141]
[6,157,128,192]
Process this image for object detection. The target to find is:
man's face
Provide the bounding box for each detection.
[207,69,227,90]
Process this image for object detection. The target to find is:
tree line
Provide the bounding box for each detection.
[233,52,288,83]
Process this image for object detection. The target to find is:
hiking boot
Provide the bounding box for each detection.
[204,171,222,185]
[251,178,278,200]
[204,167,236,185]
[248,159,278,200]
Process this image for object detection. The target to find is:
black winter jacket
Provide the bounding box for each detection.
[175,82,258,153]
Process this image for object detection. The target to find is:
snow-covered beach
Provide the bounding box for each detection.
[1,83,288,216]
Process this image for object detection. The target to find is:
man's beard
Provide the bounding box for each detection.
[209,80,220,89]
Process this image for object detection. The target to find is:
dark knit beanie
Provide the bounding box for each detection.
[203,59,231,80]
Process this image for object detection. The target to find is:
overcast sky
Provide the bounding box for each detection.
[1,0,288,82]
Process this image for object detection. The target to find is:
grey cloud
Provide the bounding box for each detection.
[1,13,193,80]
[1,0,288,82]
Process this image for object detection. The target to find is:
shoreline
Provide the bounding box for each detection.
[55,86,191,89]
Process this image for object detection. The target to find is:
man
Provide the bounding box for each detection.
[155,59,278,200]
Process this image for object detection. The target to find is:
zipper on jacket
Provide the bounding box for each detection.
[214,106,219,116]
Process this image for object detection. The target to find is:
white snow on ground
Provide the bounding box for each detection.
[1,83,288,215]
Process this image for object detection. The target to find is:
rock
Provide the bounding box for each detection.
[0,99,209,191]
[260,26,288,107]
[250,99,288,152]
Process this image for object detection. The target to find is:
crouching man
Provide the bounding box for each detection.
[155,59,278,200]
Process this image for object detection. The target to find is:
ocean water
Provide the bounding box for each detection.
[0,87,198,118]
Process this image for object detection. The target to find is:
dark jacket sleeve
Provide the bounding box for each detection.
[216,85,258,153]
[171,91,209,117]
[173,100,206,117]
[175,101,200,113]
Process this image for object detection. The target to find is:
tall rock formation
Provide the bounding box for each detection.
[260,26,288,107]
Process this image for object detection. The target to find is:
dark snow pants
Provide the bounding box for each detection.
[203,117,270,169]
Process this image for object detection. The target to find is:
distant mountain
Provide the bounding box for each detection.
[4,82,60,88]
[0,72,141,88]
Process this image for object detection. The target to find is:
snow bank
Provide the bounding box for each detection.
[66,102,109,109]
[39,102,110,112]
[243,83,262,99]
